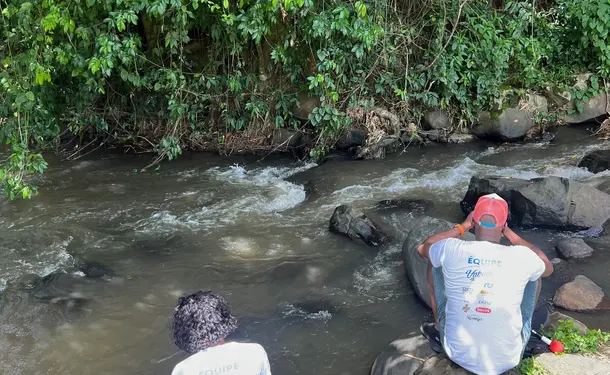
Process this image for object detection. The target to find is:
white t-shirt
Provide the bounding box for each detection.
[429,238,545,375]
[171,342,272,375]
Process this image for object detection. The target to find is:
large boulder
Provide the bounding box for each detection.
[563,93,610,124]
[460,176,610,230]
[472,93,547,141]
[423,111,452,130]
[370,334,435,375]
[402,217,475,308]
[329,205,389,246]
[413,354,519,375]
[579,150,610,174]
[553,275,610,312]
[556,238,594,259]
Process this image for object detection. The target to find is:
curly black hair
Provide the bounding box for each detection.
[171,291,238,353]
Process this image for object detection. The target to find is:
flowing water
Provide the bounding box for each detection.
[2,126,610,375]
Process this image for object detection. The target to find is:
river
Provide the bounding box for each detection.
[1,126,610,374]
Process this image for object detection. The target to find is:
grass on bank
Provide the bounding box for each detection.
[517,320,610,375]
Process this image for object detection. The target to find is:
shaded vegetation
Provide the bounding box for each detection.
[2,0,610,198]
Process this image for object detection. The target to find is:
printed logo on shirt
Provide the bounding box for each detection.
[483,282,494,289]
[467,315,482,322]
[462,303,470,312]
[198,363,240,375]
[477,299,492,306]
[476,307,492,314]
[479,289,493,296]
[467,256,503,266]
[465,269,492,281]
[462,287,474,293]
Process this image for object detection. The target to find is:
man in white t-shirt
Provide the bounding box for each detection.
[416,194,554,375]
[170,291,272,375]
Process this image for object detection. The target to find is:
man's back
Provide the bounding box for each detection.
[171,342,271,375]
[430,238,545,374]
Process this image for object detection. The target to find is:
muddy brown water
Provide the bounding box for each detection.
[1,126,610,375]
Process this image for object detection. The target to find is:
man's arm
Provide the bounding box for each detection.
[503,226,554,277]
[417,213,473,261]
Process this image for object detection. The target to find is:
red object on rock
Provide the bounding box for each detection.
[549,340,565,354]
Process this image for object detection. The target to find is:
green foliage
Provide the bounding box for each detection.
[3,0,610,198]
[517,358,548,375]
[548,319,610,354]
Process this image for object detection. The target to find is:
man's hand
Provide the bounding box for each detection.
[502,225,554,278]
[461,212,474,232]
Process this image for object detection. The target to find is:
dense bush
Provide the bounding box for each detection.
[1,0,609,198]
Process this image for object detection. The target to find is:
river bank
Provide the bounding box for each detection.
[1,126,610,374]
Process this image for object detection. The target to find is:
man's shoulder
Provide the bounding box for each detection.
[225,342,268,357]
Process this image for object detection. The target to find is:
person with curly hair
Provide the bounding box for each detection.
[170,290,272,375]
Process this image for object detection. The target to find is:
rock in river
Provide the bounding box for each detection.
[556,238,594,259]
[579,149,610,174]
[402,216,474,308]
[370,334,435,375]
[460,176,610,230]
[414,354,519,375]
[553,275,610,312]
[329,205,389,246]
[472,93,547,141]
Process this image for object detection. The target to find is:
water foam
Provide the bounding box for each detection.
[0,237,74,291]
[135,162,317,233]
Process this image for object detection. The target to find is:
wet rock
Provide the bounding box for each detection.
[329,205,389,246]
[336,129,367,150]
[423,111,452,130]
[544,311,588,336]
[579,149,610,174]
[413,353,518,375]
[291,298,339,315]
[375,198,433,214]
[370,334,434,375]
[473,93,547,141]
[402,217,475,308]
[28,272,92,314]
[74,259,116,279]
[556,238,594,259]
[460,175,610,230]
[553,275,610,312]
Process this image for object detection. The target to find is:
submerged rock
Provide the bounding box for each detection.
[74,259,117,279]
[460,176,610,230]
[370,334,434,375]
[329,205,389,246]
[375,198,433,213]
[402,217,475,308]
[556,238,594,259]
[579,149,610,174]
[553,275,610,312]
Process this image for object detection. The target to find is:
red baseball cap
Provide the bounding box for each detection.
[472,193,509,226]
